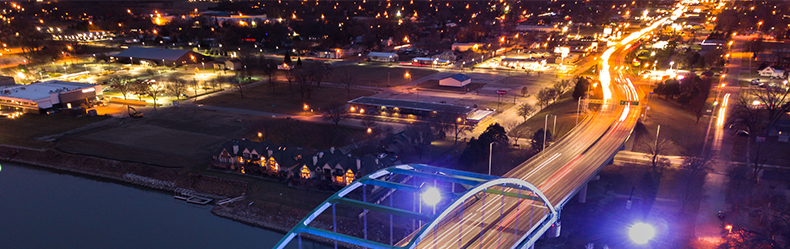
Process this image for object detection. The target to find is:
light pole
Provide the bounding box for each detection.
[543,114,555,153]
[669,61,675,71]
[655,124,661,150]
[488,142,497,175]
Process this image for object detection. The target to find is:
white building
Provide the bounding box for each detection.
[759,66,786,78]
[367,52,399,62]
[439,74,472,87]
[0,81,101,114]
[451,43,485,52]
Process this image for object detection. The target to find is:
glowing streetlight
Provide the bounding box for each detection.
[725,225,732,234]
[628,222,656,244]
[258,132,262,138]
[422,187,441,206]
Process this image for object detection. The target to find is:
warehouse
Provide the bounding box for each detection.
[0,81,101,114]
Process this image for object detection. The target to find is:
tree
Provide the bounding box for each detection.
[229,77,245,99]
[458,123,509,166]
[429,109,458,139]
[145,82,166,109]
[530,128,552,153]
[451,119,474,145]
[284,50,292,64]
[678,152,714,213]
[261,59,277,93]
[166,76,187,99]
[110,76,133,99]
[642,137,672,174]
[729,88,790,178]
[572,77,590,100]
[517,103,537,122]
[520,86,529,97]
[506,122,529,146]
[335,70,359,99]
[188,78,200,102]
[553,79,573,96]
[323,102,349,126]
[537,87,559,108]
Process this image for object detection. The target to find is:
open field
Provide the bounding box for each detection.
[330,65,438,87]
[511,95,586,145]
[196,83,378,115]
[0,114,110,148]
[54,107,372,168]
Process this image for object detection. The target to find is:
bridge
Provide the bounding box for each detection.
[274,13,677,249]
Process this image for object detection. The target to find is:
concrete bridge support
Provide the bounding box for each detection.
[578,183,588,203]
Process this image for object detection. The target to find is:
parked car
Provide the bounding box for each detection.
[750,79,760,85]
[736,130,749,136]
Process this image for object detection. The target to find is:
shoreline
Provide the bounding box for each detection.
[0,144,365,248]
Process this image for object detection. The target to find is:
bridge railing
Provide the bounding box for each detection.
[273,164,557,249]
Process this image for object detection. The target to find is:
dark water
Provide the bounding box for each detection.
[0,162,326,249]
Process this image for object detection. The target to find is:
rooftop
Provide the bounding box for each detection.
[349,97,473,114]
[444,74,471,82]
[0,81,97,100]
[114,47,192,61]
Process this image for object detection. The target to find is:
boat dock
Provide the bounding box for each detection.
[174,188,213,205]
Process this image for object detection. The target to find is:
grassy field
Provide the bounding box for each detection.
[54,107,372,168]
[0,114,110,148]
[196,83,377,115]
[330,65,438,87]
[632,96,707,155]
[510,95,586,146]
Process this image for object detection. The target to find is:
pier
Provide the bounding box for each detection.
[174,188,213,205]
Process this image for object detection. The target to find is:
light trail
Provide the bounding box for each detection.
[717,93,731,127]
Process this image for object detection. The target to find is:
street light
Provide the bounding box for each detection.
[422,187,441,206]
[488,142,498,175]
[628,222,656,244]
[669,61,675,71]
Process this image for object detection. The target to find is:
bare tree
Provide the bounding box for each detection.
[429,109,458,139]
[517,102,537,121]
[166,76,187,99]
[230,76,246,99]
[553,79,573,96]
[642,138,672,174]
[335,70,359,99]
[677,152,714,213]
[261,58,277,93]
[537,87,559,108]
[145,82,167,109]
[451,119,474,145]
[251,118,278,141]
[110,75,133,99]
[506,122,529,146]
[728,88,790,180]
[187,78,200,101]
[323,102,349,126]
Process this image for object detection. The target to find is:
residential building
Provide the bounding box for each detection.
[758,66,786,78]
[367,52,399,62]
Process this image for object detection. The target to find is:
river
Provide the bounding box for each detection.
[0,162,327,249]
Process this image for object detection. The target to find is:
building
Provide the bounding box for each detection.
[411,57,450,66]
[348,96,474,120]
[439,74,472,87]
[0,76,15,86]
[499,58,547,69]
[433,51,457,62]
[224,59,242,70]
[367,52,398,62]
[0,81,101,114]
[212,139,392,186]
[451,43,485,52]
[111,47,206,66]
[515,25,561,32]
[758,66,786,78]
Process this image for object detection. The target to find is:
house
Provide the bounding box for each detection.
[432,51,457,62]
[213,139,309,176]
[439,74,472,87]
[0,76,14,86]
[224,59,242,70]
[758,66,786,78]
[367,52,398,62]
[451,43,485,52]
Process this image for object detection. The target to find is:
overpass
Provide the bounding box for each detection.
[274,14,676,249]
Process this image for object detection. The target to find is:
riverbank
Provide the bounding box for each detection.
[0,143,367,247]
[0,144,246,198]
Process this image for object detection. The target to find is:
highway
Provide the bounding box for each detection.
[409,16,670,249]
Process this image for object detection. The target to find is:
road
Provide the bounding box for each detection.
[408,17,669,248]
